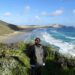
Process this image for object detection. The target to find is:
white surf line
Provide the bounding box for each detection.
[42,32,75,58]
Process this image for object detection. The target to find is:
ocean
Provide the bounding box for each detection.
[28,26,75,58]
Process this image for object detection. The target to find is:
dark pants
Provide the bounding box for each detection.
[30,66,43,75]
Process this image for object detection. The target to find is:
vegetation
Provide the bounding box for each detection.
[0,42,75,75]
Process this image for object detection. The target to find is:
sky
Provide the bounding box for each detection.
[0,0,75,26]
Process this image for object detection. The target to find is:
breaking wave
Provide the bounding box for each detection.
[42,32,75,58]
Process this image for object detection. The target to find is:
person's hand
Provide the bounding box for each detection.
[43,63,45,66]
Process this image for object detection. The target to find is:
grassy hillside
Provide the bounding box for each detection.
[0,20,20,35]
[0,42,75,75]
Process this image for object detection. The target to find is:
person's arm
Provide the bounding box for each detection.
[43,46,48,58]
[26,45,32,58]
[42,46,48,66]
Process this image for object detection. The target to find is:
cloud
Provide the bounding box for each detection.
[25,5,31,12]
[35,15,41,20]
[40,8,64,17]
[50,8,64,16]
[41,11,48,16]
[73,9,75,14]
[4,12,12,16]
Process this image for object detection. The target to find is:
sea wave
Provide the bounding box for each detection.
[50,30,75,40]
[42,32,75,58]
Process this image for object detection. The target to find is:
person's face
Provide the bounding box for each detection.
[35,39,40,44]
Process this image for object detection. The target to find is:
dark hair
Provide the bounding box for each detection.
[35,37,41,41]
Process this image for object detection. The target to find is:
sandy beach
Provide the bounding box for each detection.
[0,28,34,43]
[0,26,49,43]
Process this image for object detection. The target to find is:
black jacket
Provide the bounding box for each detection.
[27,44,47,65]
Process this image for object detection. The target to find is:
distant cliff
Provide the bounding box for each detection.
[49,24,64,28]
[19,24,64,29]
[0,20,20,35]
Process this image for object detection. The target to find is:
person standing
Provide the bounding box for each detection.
[27,37,47,75]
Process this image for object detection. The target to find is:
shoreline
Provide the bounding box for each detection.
[0,30,32,43]
[0,26,36,37]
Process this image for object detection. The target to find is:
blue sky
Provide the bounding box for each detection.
[0,0,75,26]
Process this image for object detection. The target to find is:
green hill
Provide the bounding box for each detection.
[0,20,20,35]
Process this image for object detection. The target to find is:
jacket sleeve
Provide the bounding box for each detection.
[26,45,32,58]
[43,46,48,58]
